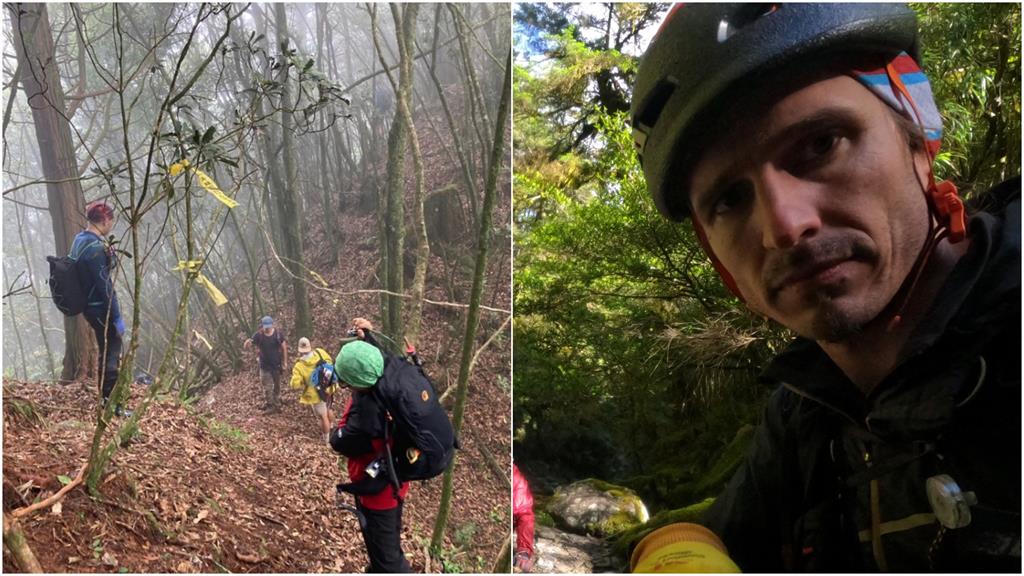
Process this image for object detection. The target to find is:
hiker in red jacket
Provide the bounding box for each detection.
[513,464,536,572]
[331,327,411,573]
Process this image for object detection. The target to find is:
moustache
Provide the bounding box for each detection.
[764,233,877,297]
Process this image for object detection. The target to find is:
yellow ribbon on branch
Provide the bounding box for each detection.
[193,330,213,350]
[309,270,329,287]
[173,260,229,307]
[168,159,239,208]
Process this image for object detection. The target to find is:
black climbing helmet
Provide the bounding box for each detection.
[631,3,919,221]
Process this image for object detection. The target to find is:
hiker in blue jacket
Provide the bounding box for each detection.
[70,201,129,417]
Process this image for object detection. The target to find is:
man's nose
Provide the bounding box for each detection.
[755,167,822,250]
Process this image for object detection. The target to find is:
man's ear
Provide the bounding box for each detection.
[904,127,934,191]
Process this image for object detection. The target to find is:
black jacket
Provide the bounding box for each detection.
[705,183,1021,572]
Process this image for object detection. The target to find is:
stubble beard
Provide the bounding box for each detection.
[804,287,872,343]
[764,235,882,343]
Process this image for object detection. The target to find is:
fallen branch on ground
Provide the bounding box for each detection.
[10,464,87,519]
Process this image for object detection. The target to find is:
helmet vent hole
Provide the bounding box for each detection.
[717,4,780,43]
[634,79,676,132]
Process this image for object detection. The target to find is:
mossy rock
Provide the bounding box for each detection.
[611,497,716,559]
[546,478,650,538]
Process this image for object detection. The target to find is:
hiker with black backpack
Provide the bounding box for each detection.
[330,317,457,573]
[289,336,338,443]
[68,201,130,417]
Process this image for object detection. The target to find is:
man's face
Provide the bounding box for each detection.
[262,325,273,335]
[688,75,931,342]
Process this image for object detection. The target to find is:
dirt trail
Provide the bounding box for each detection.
[4,352,509,573]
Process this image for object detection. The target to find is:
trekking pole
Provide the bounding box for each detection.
[366,329,405,357]
[403,337,423,368]
[335,486,367,531]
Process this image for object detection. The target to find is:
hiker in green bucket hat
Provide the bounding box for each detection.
[334,339,383,390]
[330,318,411,573]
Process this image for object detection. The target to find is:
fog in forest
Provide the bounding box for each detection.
[2,3,512,572]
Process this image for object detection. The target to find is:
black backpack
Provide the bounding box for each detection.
[46,238,101,316]
[338,356,458,498]
[373,359,458,483]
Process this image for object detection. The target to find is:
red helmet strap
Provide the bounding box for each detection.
[691,216,744,301]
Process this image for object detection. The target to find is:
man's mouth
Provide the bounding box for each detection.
[771,257,852,294]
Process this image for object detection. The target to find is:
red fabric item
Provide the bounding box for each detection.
[338,398,410,510]
[513,464,536,557]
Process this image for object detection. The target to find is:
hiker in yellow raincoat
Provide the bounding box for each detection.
[289,337,338,443]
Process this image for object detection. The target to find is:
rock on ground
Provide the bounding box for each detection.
[533,524,623,573]
[546,478,649,537]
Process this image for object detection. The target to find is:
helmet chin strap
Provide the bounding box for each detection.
[883,62,967,332]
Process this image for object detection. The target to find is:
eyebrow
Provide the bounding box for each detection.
[692,105,862,220]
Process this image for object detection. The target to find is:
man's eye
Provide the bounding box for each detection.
[791,131,842,171]
[809,132,837,156]
[711,181,753,218]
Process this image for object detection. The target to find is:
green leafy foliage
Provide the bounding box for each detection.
[196,414,249,451]
[514,3,668,156]
[915,3,1021,200]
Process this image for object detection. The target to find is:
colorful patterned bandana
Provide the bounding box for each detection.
[850,51,943,158]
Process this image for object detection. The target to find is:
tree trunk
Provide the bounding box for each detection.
[314,5,339,265]
[431,47,511,552]
[424,4,479,228]
[9,2,95,384]
[384,4,428,345]
[3,513,42,573]
[15,204,57,379]
[370,3,409,341]
[449,4,491,172]
[274,2,312,339]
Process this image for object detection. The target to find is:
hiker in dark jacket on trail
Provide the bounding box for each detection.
[71,201,130,417]
[630,4,1020,572]
[243,316,288,413]
[330,317,411,573]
